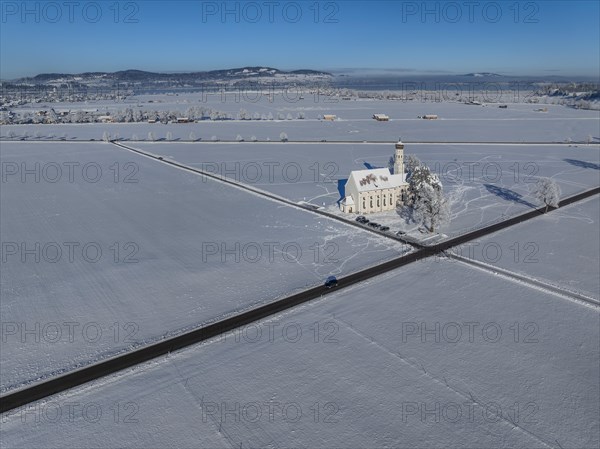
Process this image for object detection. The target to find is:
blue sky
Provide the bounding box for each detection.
[1,1,599,79]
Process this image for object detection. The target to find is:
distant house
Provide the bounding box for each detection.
[147,119,157,123]
[423,114,438,120]
[373,114,389,121]
[323,114,337,121]
[340,140,409,214]
[176,117,191,123]
[98,115,114,123]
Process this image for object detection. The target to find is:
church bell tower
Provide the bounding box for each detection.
[394,138,404,175]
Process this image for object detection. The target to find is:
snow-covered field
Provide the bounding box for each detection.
[0,141,409,392]
[1,95,598,448]
[450,196,600,299]
[3,98,600,143]
[12,91,600,120]
[2,258,597,448]
[131,140,600,237]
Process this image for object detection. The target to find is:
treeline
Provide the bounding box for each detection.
[0,106,307,125]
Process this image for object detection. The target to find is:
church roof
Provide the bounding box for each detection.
[347,168,406,193]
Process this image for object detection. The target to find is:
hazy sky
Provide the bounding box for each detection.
[1,0,599,79]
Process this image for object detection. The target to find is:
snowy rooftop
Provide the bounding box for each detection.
[348,168,406,193]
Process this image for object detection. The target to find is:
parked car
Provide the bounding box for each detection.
[380,226,390,232]
[396,230,406,236]
[368,222,380,228]
[324,276,338,289]
[355,216,366,223]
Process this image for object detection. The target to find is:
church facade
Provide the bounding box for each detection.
[340,140,409,214]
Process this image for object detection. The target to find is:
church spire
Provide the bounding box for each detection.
[394,138,404,174]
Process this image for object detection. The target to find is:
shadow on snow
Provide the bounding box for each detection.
[484,184,536,208]
[564,159,600,170]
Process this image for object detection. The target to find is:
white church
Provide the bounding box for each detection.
[340,139,409,214]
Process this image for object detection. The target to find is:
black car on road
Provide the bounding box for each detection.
[324,276,338,288]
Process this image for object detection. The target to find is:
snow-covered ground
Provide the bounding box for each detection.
[3,97,600,143]
[12,92,600,120]
[1,95,598,448]
[449,196,600,299]
[0,142,409,392]
[2,258,597,448]
[130,141,600,237]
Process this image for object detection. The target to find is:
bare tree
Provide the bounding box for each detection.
[47,109,58,124]
[405,154,422,175]
[406,162,441,207]
[238,108,249,120]
[124,108,134,123]
[186,107,196,121]
[412,183,450,233]
[531,177,561,212]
